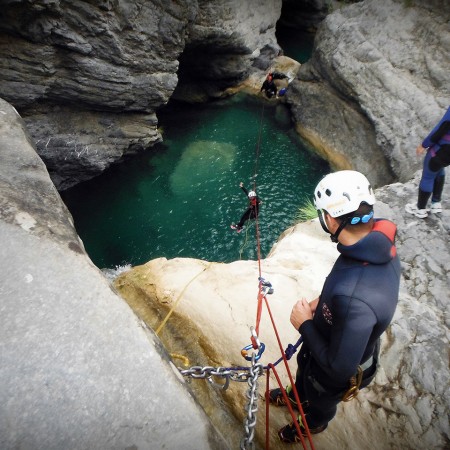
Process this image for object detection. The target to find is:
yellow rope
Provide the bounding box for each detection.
[155,262,212,336]
[170,353,190,367]
[239,221,255,260]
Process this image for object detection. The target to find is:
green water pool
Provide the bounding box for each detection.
[61,94,329,269]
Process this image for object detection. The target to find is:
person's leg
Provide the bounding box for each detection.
[406,150,435,217]
[275,351,338,443]
[237,208,251,228]
[428,171,445,213]
[432,173,445,203]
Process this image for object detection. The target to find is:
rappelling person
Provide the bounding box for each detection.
[231,182,261,233]
[260,73,277,99]
[268,170,401,443]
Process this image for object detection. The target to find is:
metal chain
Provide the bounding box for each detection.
[178,365,253,390]
[240,354,264,450]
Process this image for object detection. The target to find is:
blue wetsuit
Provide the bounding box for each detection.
[418,106,450,207]
[294,219,401,428]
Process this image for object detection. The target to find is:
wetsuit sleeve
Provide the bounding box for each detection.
[240,186,249,196]
[299,295,377,383]
[426,121,450,145]
[422,107,450,147]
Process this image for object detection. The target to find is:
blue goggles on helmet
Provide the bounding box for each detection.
[349,210,374,225]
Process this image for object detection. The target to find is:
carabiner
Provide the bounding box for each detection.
[241,342,266,362]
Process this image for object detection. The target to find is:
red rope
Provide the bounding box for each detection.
[264,296,315,450]
[248,101,314,449]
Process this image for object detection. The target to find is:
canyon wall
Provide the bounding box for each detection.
[0,0,282,189]
[287,0,450,186]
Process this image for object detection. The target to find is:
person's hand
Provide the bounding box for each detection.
[416,144,426,156]
[309,297,319,315]
[239,182,244,187]
[290,298,313,330]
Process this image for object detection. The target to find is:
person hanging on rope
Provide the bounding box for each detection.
[269,170,401,443]
[231,182,261,233]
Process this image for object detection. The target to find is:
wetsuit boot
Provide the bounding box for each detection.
[405,189,430,218]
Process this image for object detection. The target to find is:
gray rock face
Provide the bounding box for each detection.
[288,0,450,186]
[0,98,228,450]
[0,0,282,189]
[279,0,329,31]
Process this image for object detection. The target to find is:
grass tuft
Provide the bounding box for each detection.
[295,198,318,223]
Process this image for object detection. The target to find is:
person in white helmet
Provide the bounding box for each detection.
[231,181,261,233]
[269,170,401,443]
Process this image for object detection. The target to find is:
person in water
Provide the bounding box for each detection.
[269,170,401,443]
[231,182,261,232]
[405,105,450,218]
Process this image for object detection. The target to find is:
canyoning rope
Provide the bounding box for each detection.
[239,99,315,450]
[155,262,212,336]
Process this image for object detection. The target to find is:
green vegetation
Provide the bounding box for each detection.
[295,198,318,223]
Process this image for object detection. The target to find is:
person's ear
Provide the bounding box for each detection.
[325,213,339,233]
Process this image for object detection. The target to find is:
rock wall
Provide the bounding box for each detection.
[287,0,450,187]
[0,0,282,189]
[0,98,228,450]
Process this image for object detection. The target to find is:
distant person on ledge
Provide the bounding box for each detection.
[260,73,277,98]
[405,105,450,218]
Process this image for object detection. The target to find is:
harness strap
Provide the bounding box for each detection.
[307,355,375,396]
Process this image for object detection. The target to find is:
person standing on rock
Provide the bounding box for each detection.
[269,170,401,443]
[405,105,450,218]
[230,182,261,232]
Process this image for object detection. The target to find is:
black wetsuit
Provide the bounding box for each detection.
[260,79,277,98]
[237,186,261,229]
[294,219,401,428]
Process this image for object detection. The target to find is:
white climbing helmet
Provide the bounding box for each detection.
[313,170,375,217]
[248,191,257,198]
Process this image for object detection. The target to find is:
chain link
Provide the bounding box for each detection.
[178,356,264,449]
[178,365,253,390]
[240,354,264,450]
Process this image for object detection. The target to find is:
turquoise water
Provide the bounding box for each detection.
[276,26,315,63]
[61,94,329,269]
